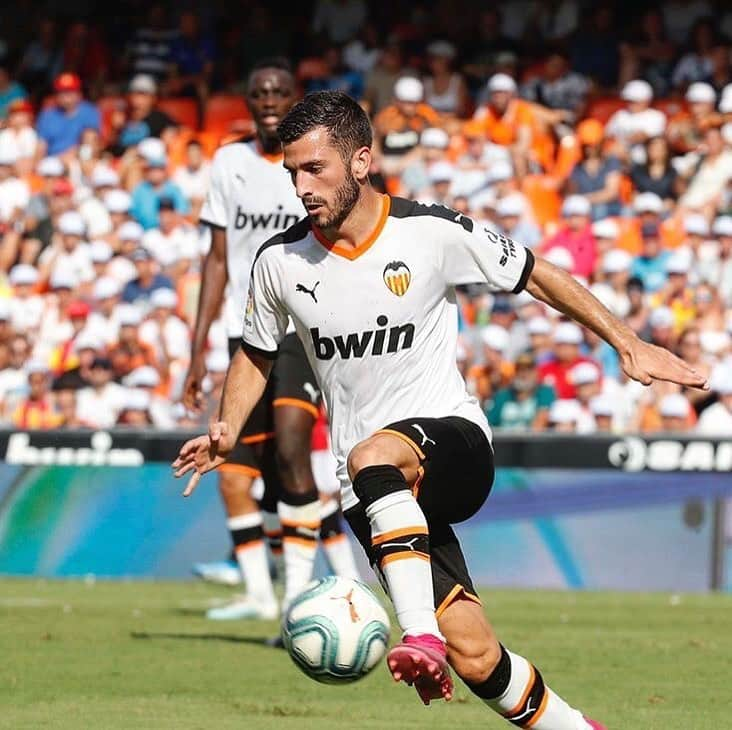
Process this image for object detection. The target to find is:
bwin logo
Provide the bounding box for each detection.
[311,315,415,360]
[234,205,300,231]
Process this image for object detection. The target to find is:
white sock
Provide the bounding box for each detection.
[483,649,590,729]
[228,514,277,607]
[320,498,359,579]
[278,500,320,607]
[367,490,442,640]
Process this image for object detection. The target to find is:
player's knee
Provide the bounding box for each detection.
[448,634,502,686]
[218,469,248,497]
[276,433,310,474]
[346,437,394,481]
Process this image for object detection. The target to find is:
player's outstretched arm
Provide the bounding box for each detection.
[173,346,273,496]
[525,256,709,390]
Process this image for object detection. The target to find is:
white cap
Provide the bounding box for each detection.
[0,147,18,166]
[649,306,674,329]
[0,299,10,320]
[513,289,534,309]
[89,240,113,263]
[480,324,510,354]
[90,165,120,189]
[129,73,157,95]
[683,213,709,236]
[488,159,514,183]
[553,321,583,345]
[549,398,582,424]
[117,303,143,326]
[700,330,731,356]
[428,161,454,183]
[137,137,167,162]
[722,122,732,145]
[561,194,591,217]
[37,156,64,177]
[420,126,449,149]
[426,40,456,59]
[665,248,692,274]
[527,316,552,335]
[712,215,732,237]
[104,189,132,213]
[591,218,619,239]
[496,193,525,217]
[73,329,103,352]
[469,188,497,211]
[9,264,39,286]
[644,113,667,138]
[570,361,601,385]
[49,268,78,290]
[621,79,653,103]
[659,393,689,419]
[125,388,151,411]
[393,76,423,103]
[544,246,575,271]
[58,211,86,236]
[710,364,732,395]
[150,287,178,309]
[686,82,716,104]
[118,220,144,241]
[124,365,160,388]
[589,394,615,417]
[25,359,50,375]
[633,191,663,214]
[93,276,121,300]
[602,248,632,273]
[487,73,517,94]
[720,95,732,114]
[205,349,230,373]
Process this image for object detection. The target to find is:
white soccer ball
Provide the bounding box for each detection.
[282,575,391,684]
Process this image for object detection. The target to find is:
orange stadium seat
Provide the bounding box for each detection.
[157,97,199,131]
[521,174,562,231]
[585,96,625,124]
[96,95,126,142]
[202,94,252,139]
[652,98,688,118]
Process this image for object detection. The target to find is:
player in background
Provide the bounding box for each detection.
[173,91,707,727]
[182,61,357,621]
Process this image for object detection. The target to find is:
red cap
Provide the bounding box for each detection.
[51,178,74,196]
[67,300,91,319]
[8,98,34,115]
[53,73,82,93]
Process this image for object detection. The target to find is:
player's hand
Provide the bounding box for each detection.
[181,358,206,412]
[172,421,236,497]
[619,339,709,390]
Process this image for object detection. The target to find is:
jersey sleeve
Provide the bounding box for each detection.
[199,151,227,228]
[241,253,288,359]
[442,217,535,293]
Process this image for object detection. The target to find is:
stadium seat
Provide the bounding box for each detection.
[157,97,199,131]
[202,94,252,140]
[652,98,688,118]
[521,174,562,230]
[96,95,126,142]
[585,96,625,124]
[296,57,329,83]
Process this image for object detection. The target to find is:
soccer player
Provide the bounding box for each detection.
[173,91,707,728]
[182,61,356,620]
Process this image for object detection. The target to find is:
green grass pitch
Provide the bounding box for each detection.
[1,578,731,729]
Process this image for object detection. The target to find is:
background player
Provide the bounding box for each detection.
[182,61,356,620]
[173,91,706,727]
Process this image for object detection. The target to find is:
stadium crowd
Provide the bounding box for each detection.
[0,0,731,434]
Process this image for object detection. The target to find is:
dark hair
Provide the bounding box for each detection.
[249,56,293,78]
[277,91,373,162]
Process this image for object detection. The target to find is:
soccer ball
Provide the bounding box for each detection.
[282,575,391,684]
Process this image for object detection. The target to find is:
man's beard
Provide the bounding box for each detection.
[311,173,360,230]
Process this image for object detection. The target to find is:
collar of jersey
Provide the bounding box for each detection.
[311,194,391,260]
[255,139,284,163]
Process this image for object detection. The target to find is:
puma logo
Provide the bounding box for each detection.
[296,281,320,303]
[511,698,535,722]
[303,382,319,403]
[235,173,246,185]
[380,537,422,552]
[412,424,436,447]
[330,589,360,623]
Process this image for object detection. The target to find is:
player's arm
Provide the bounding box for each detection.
[525,256,708,389]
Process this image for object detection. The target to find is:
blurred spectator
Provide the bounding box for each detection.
[667,81,718,155]
[125,4,178,83]
[0,149,30,230]
[568,360,604,433]
[123,365,174,428]
[107,304,158,379]
[142,198,199,269]
[48,299,92,376]
[657,392,694,432]
[304,45,364,100]
[495,193,541,249]
[625,276,651,339]
[670,17,717,90]
[662,2,713,46]
[172,139,210,217]
[138,286,189,365]
[51,329,102,391]
[678,124,732,215]
[591,249,633,319]
[0,99,38,175]
[567,5,620,90]
[86,276,122,346]
[521,51,590,121]
[696,365,732,433]
[547,398,582,433]
[0,333,30,414]
[647,305,677,350]
[11,360,62,429]
[487,350,555,431]
[75,356,126,428]
[15,18,61,100]
[35,73,100,157]
[630,221,671,293]
[589,393,617,433]
[7,265,43,336]
[116,387,154,426]
[312,0,367,45]
[363,38,409,117]
[629,135,680,207]
[540,195,597,279]
[466,323,514,408]
[675,325,715,413]
[130,151,189,230]
[538,321,598,399]
[399,126,450,198]
[59,21,110,99]
[422,40,471,121]
[707,215,732,305]
[121,247,173,308]
[650,248,696,333]
[37,210,94,288]
[0,57,28,119]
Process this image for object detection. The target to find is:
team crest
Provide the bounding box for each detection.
[383,261,411,296]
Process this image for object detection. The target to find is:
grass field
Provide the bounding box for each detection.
[1,578,731,729]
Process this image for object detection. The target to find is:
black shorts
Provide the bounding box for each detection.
[343,416,495,616]
[223,333,320,474]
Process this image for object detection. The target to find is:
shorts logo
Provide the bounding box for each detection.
[383,261,411,296]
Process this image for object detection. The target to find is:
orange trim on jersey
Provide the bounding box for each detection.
[412,465,424,500]
[505,664,536,719]
[219,464,261,478]
[381,551,430,567]
[526,689,550,728]
[372,525,429,546]
[280,518,321,530]
[312,194,390,260]
[434,585,482,619]
[234,539,265,553]
[283,536,318,548]
[373,428,426,461]
[239,431,275,445]
[273,397,319,419]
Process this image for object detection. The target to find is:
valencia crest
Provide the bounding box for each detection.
[383,261,411,296]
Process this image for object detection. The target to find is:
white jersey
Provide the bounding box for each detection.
[242,195,534,509]
[199,139,302,337]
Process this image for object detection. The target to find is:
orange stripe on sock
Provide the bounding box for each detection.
[525,687,550,727]
[380,551,430,567]
[283,536,318,549]
[219,464,261,477]
[372,525,428,546]
[321,533,347,546]
[504,664,536,719]
[263,530,283,538]
[273,397,319,419]
[279,518,321,530]
[239,431,275,445]
[373,428,425,460]
[234,539,265,553]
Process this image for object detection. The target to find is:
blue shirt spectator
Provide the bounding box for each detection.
[122,248,174,305]
[630,222,671,293]
[0,64,27,119]
[131,174,189,230]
